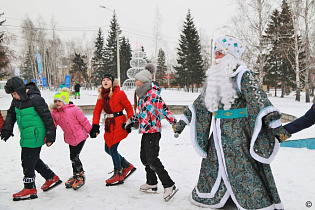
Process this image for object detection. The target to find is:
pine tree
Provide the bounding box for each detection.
[91,28,105,85]
[0,14,9,79]
[22,47,34,82]
[278,0,296,97]
[104,12,121,78]
[120,36,132,84]
[156,48,167,86]
[70,53,88,87]
[174,10,204,92]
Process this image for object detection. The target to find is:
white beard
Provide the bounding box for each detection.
[205,54,241,112]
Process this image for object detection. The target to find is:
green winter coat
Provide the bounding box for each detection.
[2,82,56,148]
[15,106,46,148]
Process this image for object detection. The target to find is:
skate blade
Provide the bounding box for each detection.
[106,181,124,186]
[124,168,137,181]
[140,188,158,194]
[43,180,63,192]
[73,183,85,190]
[13,194,38,201]
[164,188,179,202]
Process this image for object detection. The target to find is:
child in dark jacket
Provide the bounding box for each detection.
[284,103,315,134]
[0,77,62,201]
[51,88,92,190]
[123,64,178,201]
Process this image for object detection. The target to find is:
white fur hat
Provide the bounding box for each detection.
[213,36,245,59]
[134,64,155,83]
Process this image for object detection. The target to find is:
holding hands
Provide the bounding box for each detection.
[0,130,14,142]
[90,124,100,138]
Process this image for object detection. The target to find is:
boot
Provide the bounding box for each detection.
[41,175,62,191]
[72,171,85,190]
[106,169,123,185]
[13,188,38,201]
[75,95,77,99]
[78,95,80,99]
[65,174,76,188]
[140,183,158,192]
[163,184,178,201]
[121,158,136,180]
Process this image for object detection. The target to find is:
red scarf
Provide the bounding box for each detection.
[101,86,117,132]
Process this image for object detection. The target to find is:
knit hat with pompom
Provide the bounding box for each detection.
[54,87,71,104]
[134,63,156,84]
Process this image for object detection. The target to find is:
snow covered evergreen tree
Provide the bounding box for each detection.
[91,28,105,86]
[174,10,204,92]
[156,48,167,86]
[119,36,132,84]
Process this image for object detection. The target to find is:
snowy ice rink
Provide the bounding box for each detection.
[0,88,314,210]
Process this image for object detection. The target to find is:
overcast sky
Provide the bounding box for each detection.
[1,0,235,58]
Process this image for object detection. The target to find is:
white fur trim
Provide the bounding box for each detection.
[250,106,280,164]
[180,115,189,125]
[269,119,281,128]
[189,104,207,158]
[232,65,248,93]
[189,190,229,209]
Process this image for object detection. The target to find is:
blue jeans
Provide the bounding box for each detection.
[105,142,122,170]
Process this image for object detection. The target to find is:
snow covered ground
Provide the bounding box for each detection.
[0,88,315,210]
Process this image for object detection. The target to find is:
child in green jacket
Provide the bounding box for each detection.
[1,77,62,201]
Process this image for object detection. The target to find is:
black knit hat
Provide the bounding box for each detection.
[4,77,27,100]
[102,73,115,84]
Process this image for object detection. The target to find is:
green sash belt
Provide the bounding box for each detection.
[214,108,248,119]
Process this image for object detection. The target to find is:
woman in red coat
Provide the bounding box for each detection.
[90,73,136,186]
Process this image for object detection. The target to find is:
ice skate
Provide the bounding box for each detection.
[140,183,158,193]
[163,184,178,202]
[122,164,136,181]
[13,188,38,201]
[106,169,124,186]
[41,175,62,192]
[65,175,76,188]
[72,171,85,190]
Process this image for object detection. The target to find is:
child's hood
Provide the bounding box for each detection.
[26,82,41,97]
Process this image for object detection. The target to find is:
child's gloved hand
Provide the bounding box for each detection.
[0,130,14,142]
[90,124,100,138]
[122,119,133,133]
[274,126,291,142]
[172,120,187,134]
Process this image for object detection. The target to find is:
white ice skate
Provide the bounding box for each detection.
[139,183,158,193]
[163,184,178,202]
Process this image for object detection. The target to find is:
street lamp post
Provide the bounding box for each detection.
[99,5,121,86]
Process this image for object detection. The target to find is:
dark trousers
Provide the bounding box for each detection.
[21,147,55,189]
[140,132,174,188]
[69,140,86,174]
[105,142,122,170]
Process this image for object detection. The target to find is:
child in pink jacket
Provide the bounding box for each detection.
[51,88,92,190]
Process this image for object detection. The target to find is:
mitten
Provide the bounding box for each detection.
[173,120,187,134]
[90,124,100,138]
[1,130,14,142]
[121,123,132,133]
[274,126,291,143]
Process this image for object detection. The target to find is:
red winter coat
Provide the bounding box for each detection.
[0,111,4,132]
[92,85,134,148]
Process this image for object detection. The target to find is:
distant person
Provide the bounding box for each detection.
[284,103,315,134]
[122,64,178,201]
[74,81,81,99]
[1,77,62,201]
[173,36,291,209]
[60,82,66,89]
[0,110,4,132]
[51,87,92,190]
[90,73,136,186]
